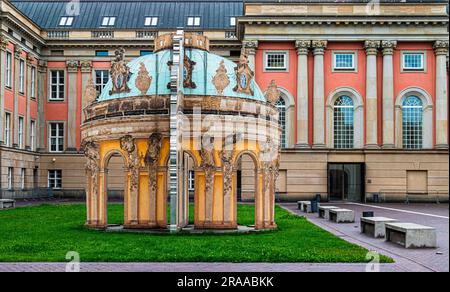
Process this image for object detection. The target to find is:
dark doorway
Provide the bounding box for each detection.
[328,164,365,202]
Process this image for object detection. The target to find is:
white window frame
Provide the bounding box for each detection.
[48,170,62,190]
[30,67,36,99]
[19,59,25,93]
[49,70,65,101]
[48,122,64,153]
[264,51,289,72]
[18,116,24,149]
[188,170,195,191]
[20,168,26,190]
[401,51,426,72]
[187,17,201,27]
[230,17,237,27]
[7,167,13,190]
[59,16,74,26]
[30,120,36,151]
[332,51,357,72]
[94,69,110,97]
[5,51,12,88]
[144,17,158,26]
[101,16,116,27]
[4,112,11,147]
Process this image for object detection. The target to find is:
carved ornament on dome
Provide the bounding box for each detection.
[109,48,131,95]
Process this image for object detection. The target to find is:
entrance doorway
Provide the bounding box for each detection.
[328,163,365,202]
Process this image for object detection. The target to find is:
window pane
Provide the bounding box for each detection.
[276,98,286,148]
[335,53,354,69]
[334,96,354,149]
[403,53,424,70]
[266,53,286,70]
[402,96,423,149]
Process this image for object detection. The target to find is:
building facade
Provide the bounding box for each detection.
[0,0,449,202]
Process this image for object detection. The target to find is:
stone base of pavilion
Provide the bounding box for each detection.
[102,224,276,234]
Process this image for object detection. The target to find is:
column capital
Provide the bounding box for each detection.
[312,40,327,55]
[26,54,35,66]
[14,45,23,59]
[295,40,310,55]
[364,40,380,55]
[0,35,8,51]
[433,40,449,56]
[38,60,47,73]
[242,40,258,55]
[66,60,79,73]
[381,40,397,56]
[80,60,93,73]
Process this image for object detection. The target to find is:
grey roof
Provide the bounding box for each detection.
[9,0,244,30]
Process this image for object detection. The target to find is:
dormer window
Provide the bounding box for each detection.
[187,17,201,27]
[230,17,236,27]
[59,16,74,26]
[101,17,116,27]
[145,17,158,27]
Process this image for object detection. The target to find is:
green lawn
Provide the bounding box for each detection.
[0,203,392,263]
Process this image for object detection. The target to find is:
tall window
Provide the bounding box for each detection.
[18,117,24,149]
[30,120,36,151]
[50,70,65,100]
[402,96,423,149]
[4,113,11,147]
[95,70,109,97]
[49,123,64,152]
[31,67,36,99]
[48,170,62,189]
[188,171,195,191]
[334,96,354,149]
[7,167,13,190]
[5,51,12,87]
[19,59,25,93]
[20,168,26,190]
[276,98,286,149]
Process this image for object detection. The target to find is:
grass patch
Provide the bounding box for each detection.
[0,203,393,263]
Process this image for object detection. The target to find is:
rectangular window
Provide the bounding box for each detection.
[30,120,36,151]
[144,17,158,26]
[265,52,288,71]
[50,70,65,100]
[188,171,195,191]
[18,117,24,149]
[20,168,26,190]
[19,59,25,93]
[95,50,109,57]
[333,52,356,71]
[49,122,64,152]
[95,70,109,97]
[48,170,62,189]
[102,17,116,26]
[230,17,236,27]
[5,51,12,87]
[31,67,36,98]
[140,50,153,56]
[4,113,11,147]
[7,167,13,190]
[59,16,74,26]
[187,17,201,27]
[402,53,425,71]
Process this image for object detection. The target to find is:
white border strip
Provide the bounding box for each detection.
[347,203,449,220]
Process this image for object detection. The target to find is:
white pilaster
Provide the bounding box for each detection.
[364,40,380,149]
[381,41,397,148]
[312,40,327,148]
[295,40,310,148]
[434,40,449,149]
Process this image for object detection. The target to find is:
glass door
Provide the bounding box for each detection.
[328,164,365,202]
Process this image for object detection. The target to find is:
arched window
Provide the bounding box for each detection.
[276,98,287,149]
[333,96,354,149]
[402,96,423,149]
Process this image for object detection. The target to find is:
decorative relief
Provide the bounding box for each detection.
[264,80,281,105]
[81,141,100,198]
[80,60,93,73]
[135,62,152,95]
[0,35,8,50]
[201,96,221,110]
[66,60,79,73]
[120,135,140,191]
[110,48,131,95]
[183,55,197,89]
[201,136,216,199]
[14,46,22,59]
[364,40,380,55]
[154,33,174,53]
[84,77,97,107]
[295,40,310,55]
[145,133,163,194]
[221,147,235,201]
[233,48,255,96]
[381,41,397,56]
[242,40,258,55]
[184,33,210,52]
[212,60,230,95]
[434,40,449,55]
[311,40,327,55]
[26,54,35,65]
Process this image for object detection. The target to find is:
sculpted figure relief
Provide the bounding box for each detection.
[233,48,255,96]
[110,48,131,95]
[221,147,235,200]
[212,60,230,95]
[81,141,100,198]
[120,135,140,191]
[135,62,152,95]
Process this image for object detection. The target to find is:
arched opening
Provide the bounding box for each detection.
[275,98,287,149]
[333,96,354,149]
[402,96,423,149]
[104,151,127,227]
[235,151,259,228]
[273,87,295,149]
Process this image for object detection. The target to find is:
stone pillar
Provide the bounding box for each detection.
[25,55,34,150]
[434,40,449,149]
[312,40,327,148]
[80,60,93,121]
[37,61,47,152]
[13,45,22,148]
[0,35,8,144]
[381,41,397,148]
[66,60,79,152]
[295,40,310,148]
[242,40,258,73]
[364,40,380,149]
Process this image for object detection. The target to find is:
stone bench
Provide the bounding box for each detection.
[385,223,437,249]
[297,201,313,213]
[361,217,398,238]
[329,209,355,223]
[318,206,339,220]
[297,201,309,210]
[0,199,16,210]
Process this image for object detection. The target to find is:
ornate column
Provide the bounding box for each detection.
[37,60,47,151]
[434,40,449,149]
[13,45,22,148]
[80,60,93,121]
[312,40,327,148]
[66,60,79,152]
[0,35,8,144]
[364,40,380,149]
[242,40,258,73]
[295,40,310,148]
[25,54,34,150]
[381,41,397,148]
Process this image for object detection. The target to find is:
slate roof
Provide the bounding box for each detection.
[9,0,244,30]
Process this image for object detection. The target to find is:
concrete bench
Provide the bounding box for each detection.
[0,199,16,210]
[361,217,398,238]
[329,209,355,223]
[385,223,437,249]
[297,201,309,210]
[318,206,339,220]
